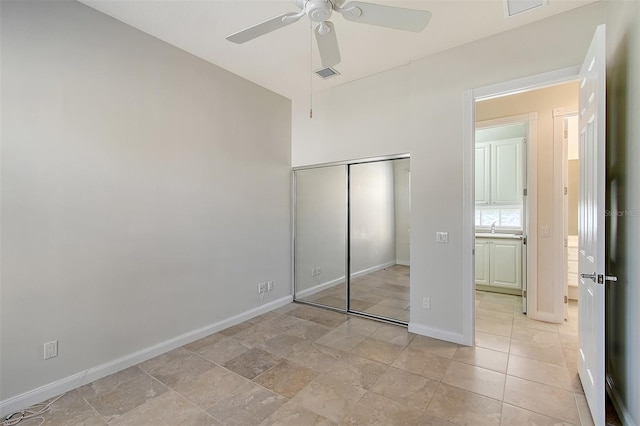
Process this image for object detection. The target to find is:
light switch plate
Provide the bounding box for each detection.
[436,232,449,243]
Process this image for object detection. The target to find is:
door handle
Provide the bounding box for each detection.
[580,272,597,282]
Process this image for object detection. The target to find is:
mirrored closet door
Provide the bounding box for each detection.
[293,156,410,324]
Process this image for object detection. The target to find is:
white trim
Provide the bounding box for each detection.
[0,296,293,418]
[408,322,467,345]
[553,107,579,323]
[463,67,581,344]
[474,66,581,101]
[526,114,538,319]
[396,259,410,266]
[476,112,538,129]
[351,260,396,279]
[461,90,475,347]
[295,277,344,299]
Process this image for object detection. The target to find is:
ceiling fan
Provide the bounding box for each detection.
[226,0,432,69]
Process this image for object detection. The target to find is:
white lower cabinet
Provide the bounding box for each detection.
[475,238,522,290]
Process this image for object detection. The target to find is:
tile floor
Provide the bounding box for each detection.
[16,292,598,425]
[301,265,410,322]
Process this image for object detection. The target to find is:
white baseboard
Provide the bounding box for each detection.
[295,261,396,300]
[531,311,563,324]
[295,277,344,299]
[351,261,396,280]
[408,322,469,346]
[396,259,410,266]
[0,295,293,418]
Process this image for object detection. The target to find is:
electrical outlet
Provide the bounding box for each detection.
[44,340,58,360]
[267,281,274,291]
[316,267,321,275]
[435,232,449,243]
[541,226,551,237]
[257,282,266,293]
[311,268,316,277]
[423,297,431,309]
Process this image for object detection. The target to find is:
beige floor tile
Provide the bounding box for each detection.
[281,318,333,341]
[83,373,169,422]
[475,331,511,353]
[284,342,346,373]
[259,401,336,426]
[369,366,438,411]
[500,403,573,425]
[178,410,223,425]
[290,373,367,424]
[392,347,452,381]
[482,293,521,307]
[408,335,459,359]
[575,393,595,426]
[509,339,567,366]
[511,326,563,347]
[363,304,407,321]
[254,359,318,398]
[334,317,382,336]
[478,300,517,314]
[326,352,389,390]
[376,297,410,309]
[77,366,145,400]
[258,333,309,358]
[476,317,513,337]
[339,391,424,425]
[207,381,287,425]
[109,391,202,426]
[426,383,502,426]
[513,316,560,333]
[369,323,415,347]
[453,346,509,373]
[187,335,250,365]
[559,333,579,350]
[316,329,368,351]
[233,323,283,348]
[420,414,458,425]
[223,347,282,380]
[307,309,349,328]
[507,354,573,391]
[183,333,227,352]
[140,347,216,388]
[172,365,250,409]
[40,391,107,426]
[442,361,506,400]
[349,337,405,365]
[503,376,580,424]
[349,298,376,311]
[476,308,515,323]
[219,321,255,336]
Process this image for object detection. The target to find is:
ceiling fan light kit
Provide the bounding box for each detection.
[226,0,431,71]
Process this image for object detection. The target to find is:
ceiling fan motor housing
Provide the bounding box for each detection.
[301,0,334,22]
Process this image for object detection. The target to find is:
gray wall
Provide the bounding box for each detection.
[0,0,291,401]
[606,0,640,423]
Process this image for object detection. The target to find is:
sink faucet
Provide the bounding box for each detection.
[491,222,496,234]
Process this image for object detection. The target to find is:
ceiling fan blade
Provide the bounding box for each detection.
[226,12,301,44]
[339,1,431,32]
[315,21,341,68]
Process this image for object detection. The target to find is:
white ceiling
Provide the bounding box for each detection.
[79,0,597,100]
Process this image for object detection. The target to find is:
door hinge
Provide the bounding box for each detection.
[564,187,568,195]
[564,295,568,303]
[523,236,527,245]
[523,290,527,298]
[523,137,528,144]
[523,188,528,196]
[472,248,475,255]
[564,238,568,248]
[564,129,568,138]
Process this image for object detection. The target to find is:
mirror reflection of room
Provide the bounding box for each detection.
[293,157,411,324]
[349,159,410,322]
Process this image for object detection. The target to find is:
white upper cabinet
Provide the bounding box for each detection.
[475,137,524,206]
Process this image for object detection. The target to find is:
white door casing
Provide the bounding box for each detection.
[578,24,606,426]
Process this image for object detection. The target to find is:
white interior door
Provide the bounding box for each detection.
[578,24,607,426]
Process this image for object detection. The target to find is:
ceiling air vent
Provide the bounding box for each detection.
[504,0,545,17]
[315,67,340,79]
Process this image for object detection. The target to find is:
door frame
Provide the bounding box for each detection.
[553,107,579,322]
[462,66,580,343]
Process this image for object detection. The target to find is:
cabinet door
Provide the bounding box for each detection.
[491,138,523,205]
[475,143,491,205]
[474,240,490,285]
[490,239,522,289]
